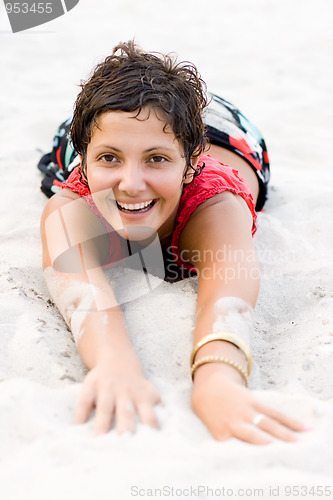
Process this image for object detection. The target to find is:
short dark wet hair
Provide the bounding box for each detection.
[70,40,208,179]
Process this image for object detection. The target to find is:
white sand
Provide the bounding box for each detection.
[0,0,333,497]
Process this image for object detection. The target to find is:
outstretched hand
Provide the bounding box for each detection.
[191,365,307,444]
[74,361,161,436]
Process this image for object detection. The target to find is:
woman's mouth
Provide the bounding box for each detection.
[116,199,156,214]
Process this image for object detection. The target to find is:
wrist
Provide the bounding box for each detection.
[78,327,140,370]
[195,339,246,363]
[95,342,141,367]
[191,338,249,387]
[192,359,245,386]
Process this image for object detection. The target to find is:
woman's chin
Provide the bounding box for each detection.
[92,203,158,242]
[117,225,157,242]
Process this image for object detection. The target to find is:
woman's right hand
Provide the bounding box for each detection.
[74,359,162,436]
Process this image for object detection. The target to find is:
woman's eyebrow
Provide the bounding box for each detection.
[144,146,175,152]
[92,145,121,152]
[92,145,176,153]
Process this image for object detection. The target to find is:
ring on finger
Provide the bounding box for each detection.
[252,413,265,426]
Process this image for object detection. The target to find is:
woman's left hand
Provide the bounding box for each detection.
[191,365,307,444]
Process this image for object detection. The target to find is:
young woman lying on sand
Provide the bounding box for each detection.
[39,40,309,444]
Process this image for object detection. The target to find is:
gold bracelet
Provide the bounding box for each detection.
[190,332,252,375]
[191,355,249,387]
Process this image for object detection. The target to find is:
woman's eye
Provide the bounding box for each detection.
[149,155,166,164]
[99,154,117,163]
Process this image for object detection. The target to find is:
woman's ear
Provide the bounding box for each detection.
[78,154,88,182]
[183,155,200,185]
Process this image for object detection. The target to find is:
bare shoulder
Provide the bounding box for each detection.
[187,190,252,221]
[179,190,254,256]
[41,188,82,214]
[40,189,108,270]
[40,190,83,232]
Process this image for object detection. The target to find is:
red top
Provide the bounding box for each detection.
[62,154,257,277]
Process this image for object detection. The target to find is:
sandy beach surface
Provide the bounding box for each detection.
[0,0,333,498]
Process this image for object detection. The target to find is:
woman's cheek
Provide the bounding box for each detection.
[88,168,117,192]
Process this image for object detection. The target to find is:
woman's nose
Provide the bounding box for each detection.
[118,162,146,195]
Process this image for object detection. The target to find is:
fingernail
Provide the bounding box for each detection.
[95,429,106,437]
[302,424,315,431]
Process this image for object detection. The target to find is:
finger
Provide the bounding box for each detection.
[256,403,305,432]
[210,422,271,445]
[94,392,115,436]
[252,415,298,443]
[74,385,96,425]
[115,397,136,435]
[235,424,273,445]
[136,401,160,429]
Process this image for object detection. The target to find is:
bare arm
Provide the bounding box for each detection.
[180,191,305,443]
[40,191,161,435]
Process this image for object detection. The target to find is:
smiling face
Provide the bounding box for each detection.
[85,108,197,241]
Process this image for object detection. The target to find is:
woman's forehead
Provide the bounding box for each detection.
[95,107,171,130]
[90,108,182,151]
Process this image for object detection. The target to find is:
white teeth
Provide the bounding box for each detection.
[117,200,153,210]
